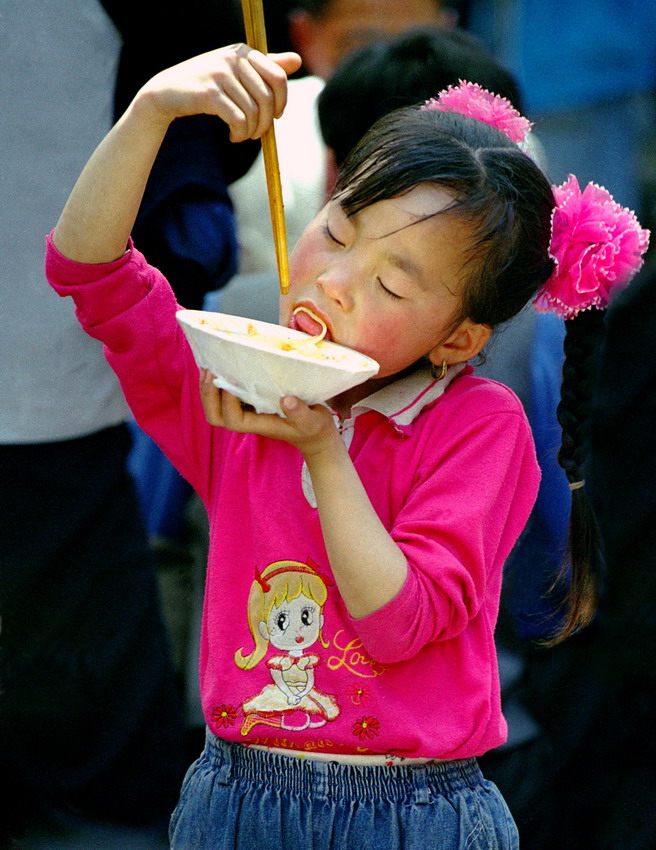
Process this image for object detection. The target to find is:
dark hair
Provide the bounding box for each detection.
[334,104,600,643]
[550,308,605,642]
[319,27,523,167]
[335,106,554,328]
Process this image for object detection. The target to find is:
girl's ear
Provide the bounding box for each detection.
[428,319,491,368]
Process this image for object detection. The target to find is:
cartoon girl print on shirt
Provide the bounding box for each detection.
[235,559,341,737]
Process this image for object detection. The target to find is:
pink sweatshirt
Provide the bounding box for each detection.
[47,236,540,761]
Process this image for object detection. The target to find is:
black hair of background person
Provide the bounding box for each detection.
[582,253,656,846]
[318,26,522,167]
[587,252,656,656]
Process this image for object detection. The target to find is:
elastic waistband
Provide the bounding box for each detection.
[204,732,484,801]
[248,742,443,766]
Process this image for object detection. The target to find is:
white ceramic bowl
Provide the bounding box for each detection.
[176,310,380,415]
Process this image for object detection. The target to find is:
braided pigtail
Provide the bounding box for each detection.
[534,177,649,643]
[548,308,605,641]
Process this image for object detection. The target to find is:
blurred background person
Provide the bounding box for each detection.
[0,2,187,847]
[584,254,656,849]
[0,3,301,847]
[460,0,656,227]
[99,1,259,693]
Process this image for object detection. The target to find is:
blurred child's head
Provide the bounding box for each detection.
[318,26,523,168]
[289,0,452,80]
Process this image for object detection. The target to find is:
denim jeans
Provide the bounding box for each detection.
[169,732,519,850]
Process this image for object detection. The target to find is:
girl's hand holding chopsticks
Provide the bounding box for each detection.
[53,44,300,265]
[145,43,300,293]
[139,44,302,142]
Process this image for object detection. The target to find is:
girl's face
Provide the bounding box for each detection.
[259,592,323,652]
[282,183,485,400]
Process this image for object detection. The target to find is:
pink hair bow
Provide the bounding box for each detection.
[534,176,650,319]
[422,79,532,144]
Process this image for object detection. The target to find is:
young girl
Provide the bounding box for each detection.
[46,45,648,849]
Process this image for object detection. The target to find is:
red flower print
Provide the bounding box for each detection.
[345,684,372,706]
[353,716,381,741]
[211,704,238,727]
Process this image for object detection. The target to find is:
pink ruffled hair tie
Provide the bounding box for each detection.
[422,80,650,318]
[422,79,533,144]
[534,175,650,319]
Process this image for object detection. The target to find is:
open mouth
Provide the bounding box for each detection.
[289,305,333,342]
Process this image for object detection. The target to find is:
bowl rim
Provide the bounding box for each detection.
[176,309,380,374]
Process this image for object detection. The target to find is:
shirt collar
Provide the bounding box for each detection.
[345,363,470,433]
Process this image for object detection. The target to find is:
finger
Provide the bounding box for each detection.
[194,45,273,141]
[236,47,287,137]
[199,369,224,425]
[213,68,262,141]
[220,392,301,440]
[219,390,252,431]
[279,397,337,442]
[236,55,285,136]
[236,60,276,138]
[221,392,291,438]
[270,51,303,77]
[280,396,317,427]
[247,50,301,119]
[266,52,303,117]
[209,44,281,138]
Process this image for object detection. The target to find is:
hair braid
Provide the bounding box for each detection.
[548,308,606,643]
[557,309,604,481]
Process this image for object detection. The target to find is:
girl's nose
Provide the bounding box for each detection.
[316,262,356,310]
[317,274,353,311]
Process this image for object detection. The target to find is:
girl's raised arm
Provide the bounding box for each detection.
[52,45,301,264]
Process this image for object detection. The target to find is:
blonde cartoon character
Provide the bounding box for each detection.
[236,559,340,736]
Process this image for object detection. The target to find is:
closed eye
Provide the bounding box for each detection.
[323,222,345,246]
[377,278,403,300]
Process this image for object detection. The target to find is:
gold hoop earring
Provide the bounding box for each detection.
[432,359,448,381]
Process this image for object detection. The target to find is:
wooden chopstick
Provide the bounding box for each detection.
[240,0,290,295]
